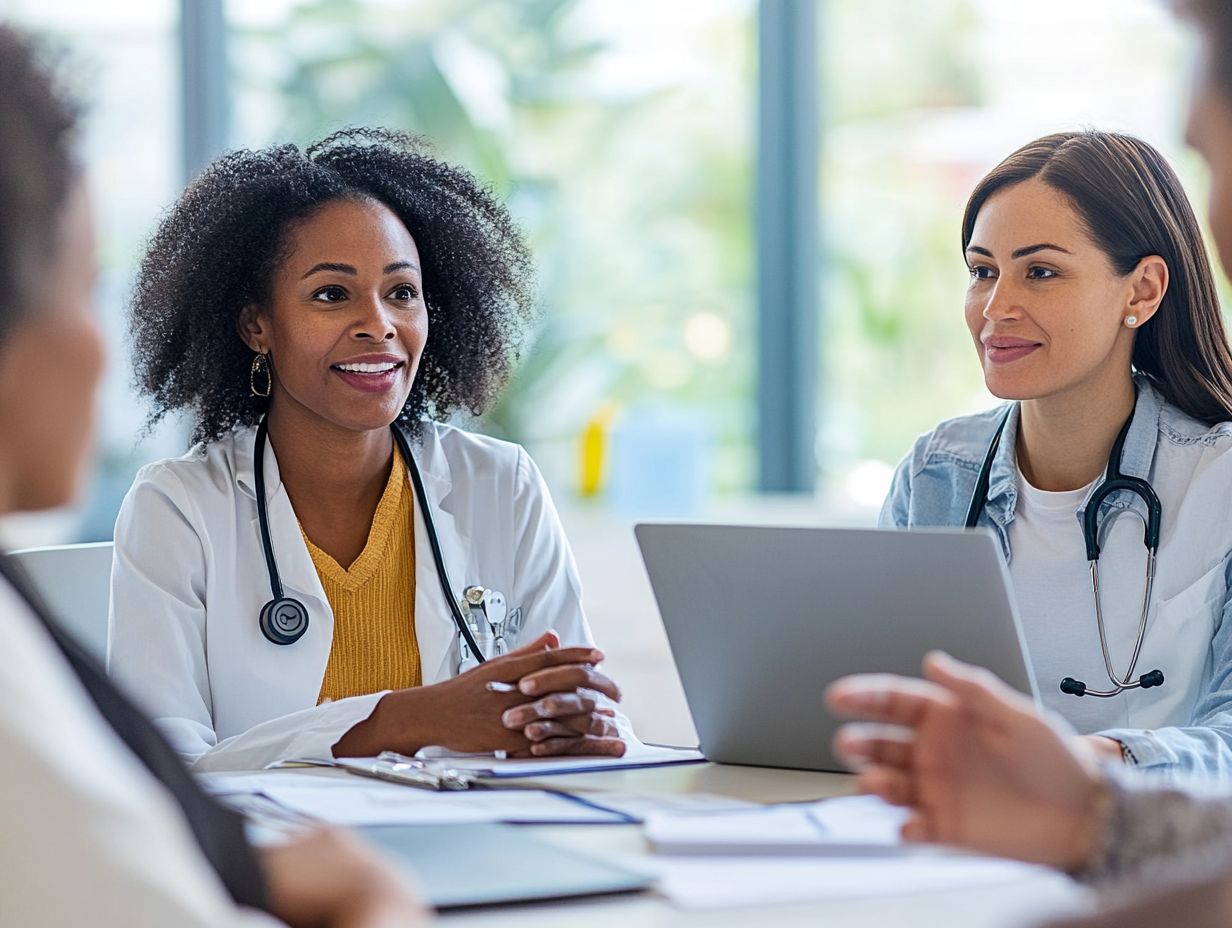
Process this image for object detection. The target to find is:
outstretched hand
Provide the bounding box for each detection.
[825,651,1109,871]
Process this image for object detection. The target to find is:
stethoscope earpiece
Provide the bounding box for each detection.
[1058,668,1164,699]
[1059,677,1087,697]
[259,596,310,646]
[1139,669,1165,689]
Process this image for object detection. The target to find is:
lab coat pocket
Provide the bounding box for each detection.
[473,628,496,661]
[505,605,523,640]
[1130,557,1228,729]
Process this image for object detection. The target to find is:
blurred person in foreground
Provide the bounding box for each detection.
[0,23,425,928]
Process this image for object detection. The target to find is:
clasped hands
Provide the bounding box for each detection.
[482,630,626,757]
[337,630,626,759]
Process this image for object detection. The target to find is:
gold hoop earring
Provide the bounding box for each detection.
[250,352,272,398]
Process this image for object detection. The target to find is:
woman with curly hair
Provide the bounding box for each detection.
[108,128,629,770]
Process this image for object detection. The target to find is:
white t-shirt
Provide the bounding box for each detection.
[0,577,277,926]
[1008,470,1159,735]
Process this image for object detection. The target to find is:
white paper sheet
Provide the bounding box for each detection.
[203,769,754,826]
[646,794,909,855]
[656,855,1065,910]
[588,792,757,819]
[203,772,628,825]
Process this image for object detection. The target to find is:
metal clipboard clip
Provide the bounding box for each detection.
[337,751,477,791]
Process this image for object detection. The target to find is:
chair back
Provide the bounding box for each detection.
[9,541,114,662]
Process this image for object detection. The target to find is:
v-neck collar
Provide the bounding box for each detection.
[301,447,410,590]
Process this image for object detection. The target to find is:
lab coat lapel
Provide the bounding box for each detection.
[410,430,471,684]
[260,488,334,630]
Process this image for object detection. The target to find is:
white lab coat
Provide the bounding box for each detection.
[108,421,619,771]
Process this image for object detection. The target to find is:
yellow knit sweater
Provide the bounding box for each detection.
[306,450,421,704]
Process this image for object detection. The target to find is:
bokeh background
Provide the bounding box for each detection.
[0,0,1205,742]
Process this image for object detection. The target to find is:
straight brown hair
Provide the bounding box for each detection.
[962,130,1232,425]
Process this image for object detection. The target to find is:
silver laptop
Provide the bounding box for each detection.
[635,524,1037,772]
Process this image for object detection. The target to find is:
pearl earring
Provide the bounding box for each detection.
[1125,316,1138,328]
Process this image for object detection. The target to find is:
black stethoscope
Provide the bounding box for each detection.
[252,418,487,663]
[965,397,1165,698]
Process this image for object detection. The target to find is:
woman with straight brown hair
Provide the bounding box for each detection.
[881,128,1232,781]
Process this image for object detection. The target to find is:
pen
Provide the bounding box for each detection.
[486,682,519,760]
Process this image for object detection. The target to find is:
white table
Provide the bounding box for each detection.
[437,762,1090,926]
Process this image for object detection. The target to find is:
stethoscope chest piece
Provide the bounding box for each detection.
[260,596,310,646]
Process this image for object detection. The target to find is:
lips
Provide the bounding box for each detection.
[330,354,406,393]
[982,335,1041,365]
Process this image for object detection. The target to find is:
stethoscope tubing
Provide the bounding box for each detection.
[391,424,486,662]
[965,394,1163,697]
[254,417,486,662]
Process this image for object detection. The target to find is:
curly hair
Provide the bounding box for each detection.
[0,25,80,341]
[130,127,536,444]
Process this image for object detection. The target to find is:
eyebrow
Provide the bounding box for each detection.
[965,243,1074,260]
[300,260,420,280]
[301,262,356,279]
[382,261,419,274]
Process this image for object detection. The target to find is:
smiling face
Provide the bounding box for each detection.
[963,177,1164,402]
[240,197,428,435]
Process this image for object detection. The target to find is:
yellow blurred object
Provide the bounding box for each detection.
[579,404,618,497]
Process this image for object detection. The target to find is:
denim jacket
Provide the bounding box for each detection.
[882,375,1232,783]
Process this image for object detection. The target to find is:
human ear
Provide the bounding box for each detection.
[237,304,270,352]
[1124,256,1168,329]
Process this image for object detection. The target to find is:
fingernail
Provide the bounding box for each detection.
[520,679,538,695]
[590,649,604,662]
[501,710,519,726]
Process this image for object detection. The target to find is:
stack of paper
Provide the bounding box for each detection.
[429,743,705,778]
[644,795,1084,912]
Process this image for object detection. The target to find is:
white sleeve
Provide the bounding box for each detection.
[184,695,386,772]
[108,464,384,771]
[510,448,637,743]
[0,583,279,927]
[108,466,217,755]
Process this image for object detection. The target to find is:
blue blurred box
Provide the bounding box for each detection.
[608,406,711,518]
